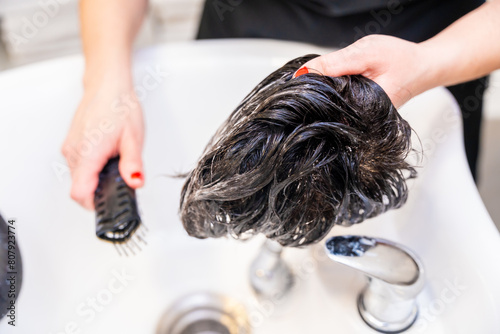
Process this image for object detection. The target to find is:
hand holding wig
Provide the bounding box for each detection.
[180,55,415,247]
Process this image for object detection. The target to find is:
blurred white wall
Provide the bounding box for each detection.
[485,71,500,118]
[150,0,204,42]
[1,0,83,66]
[0,0,203,68]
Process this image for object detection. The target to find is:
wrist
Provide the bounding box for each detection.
[410,41,447,96]
[417,37,463,92]
[83,56,133,92]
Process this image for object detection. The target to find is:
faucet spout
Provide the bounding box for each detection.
[325,235,425,333]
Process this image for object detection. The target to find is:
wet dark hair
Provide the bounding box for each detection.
[180,54,415,247]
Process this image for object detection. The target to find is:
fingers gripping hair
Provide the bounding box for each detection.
[180,55,415,247]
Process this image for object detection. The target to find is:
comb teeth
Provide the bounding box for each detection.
[112,224,148,256]
[94,157,147,256]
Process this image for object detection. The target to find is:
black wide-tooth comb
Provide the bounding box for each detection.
[94,156,147,256]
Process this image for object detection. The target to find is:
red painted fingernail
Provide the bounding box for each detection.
[294,66,309,78]
[131,171,143,180]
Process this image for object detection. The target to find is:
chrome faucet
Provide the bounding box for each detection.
[324,235,425,333]
[249,239,294,300]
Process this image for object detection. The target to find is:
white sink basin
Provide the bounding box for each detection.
[0,39,499,333]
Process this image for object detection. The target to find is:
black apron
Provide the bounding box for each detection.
[198,0,484,45]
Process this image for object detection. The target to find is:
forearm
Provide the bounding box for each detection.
[80,0,148,88]
[419,0,500,91]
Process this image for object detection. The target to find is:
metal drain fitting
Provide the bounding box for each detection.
[156,292,251,334]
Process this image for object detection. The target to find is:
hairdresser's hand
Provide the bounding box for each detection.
[297,35,432,108]
[62,78,144,210]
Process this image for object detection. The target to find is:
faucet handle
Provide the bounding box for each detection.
[325,235,425,333]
